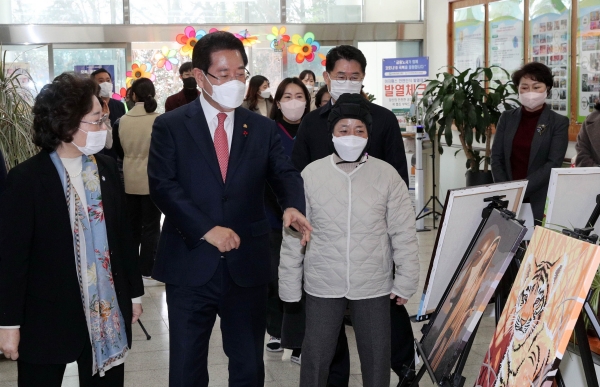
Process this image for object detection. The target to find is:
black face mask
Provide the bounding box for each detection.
[183,77,197,89]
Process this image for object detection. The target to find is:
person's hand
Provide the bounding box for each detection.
[390,293,408,306]
[204,226,241,253]
[283,208,313,246]
[0,329,20,360]
[132,303,143,324]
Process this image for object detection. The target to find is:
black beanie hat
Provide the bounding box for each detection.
[327,93,372,134]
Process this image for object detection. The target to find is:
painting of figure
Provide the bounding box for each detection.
[475,227,600,387]
[420,209,526,382]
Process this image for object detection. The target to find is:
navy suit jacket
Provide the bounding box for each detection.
[148,98,305,288]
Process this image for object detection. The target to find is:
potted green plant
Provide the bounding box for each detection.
[0,49,38,171]
[418,66,519,186]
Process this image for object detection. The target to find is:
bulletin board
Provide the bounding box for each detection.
[449,0,583,140]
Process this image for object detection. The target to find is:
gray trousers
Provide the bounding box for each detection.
[300,294,391,387]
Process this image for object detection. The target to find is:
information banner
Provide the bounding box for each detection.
[488,0,524,82]
[381,57,429,122]
[577,0,600,122]
[454,5,485,73]
[529,0,571,117]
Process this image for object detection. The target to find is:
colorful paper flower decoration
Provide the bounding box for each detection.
[288,32,321,63]
[318,53,326,67]
[154,46,180,71]
[234,29,260,47]
[126,62,155,87]
[176,26,207,57]
[267,26,290,52]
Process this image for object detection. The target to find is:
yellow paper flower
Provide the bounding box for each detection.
[288,32,321,63]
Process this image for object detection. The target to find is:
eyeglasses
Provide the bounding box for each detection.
[329,74,364,85]
[81,113,110,128]
[206,69,250,83]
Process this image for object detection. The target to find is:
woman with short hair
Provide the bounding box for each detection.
[0,73,144,387]
[491,62,569,224]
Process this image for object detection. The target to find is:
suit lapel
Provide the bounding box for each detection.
[528,105,552,169]
[38,152,73,229]
[503,107,522,180]
[225,107,250,188]
[184,100,224,186]
[95,156,118,233]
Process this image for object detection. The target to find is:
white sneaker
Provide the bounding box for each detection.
[290,349,301,365]
[142,276,163,287]
[266,336,283,352]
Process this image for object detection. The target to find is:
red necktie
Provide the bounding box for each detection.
[214,112,229,182]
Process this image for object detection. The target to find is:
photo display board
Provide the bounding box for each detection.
[488,0,525,82]
[454,5,486,73]
[417,180,528,319]
[577,0,600,122]
[529,0,571,117]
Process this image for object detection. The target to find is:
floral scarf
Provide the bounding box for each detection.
[50,152,129,376]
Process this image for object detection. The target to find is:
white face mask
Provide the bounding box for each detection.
[260,90,271,99]
[279,99,306,122]
[203,72,246,110]
[332,135,368,162]
[99,82,113,98]
[519,91,547,110]
[304,84,314,93]
[72,129,107,156]
[327,74,363,101]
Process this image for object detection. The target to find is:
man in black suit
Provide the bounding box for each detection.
[291,45,415,387]
[147,31,311,387]
[91,68,126,160]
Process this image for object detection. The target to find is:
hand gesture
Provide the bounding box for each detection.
[0,328,20,360]
[283,208,313,246]
[132,303,143,324]
[204,226,241,253]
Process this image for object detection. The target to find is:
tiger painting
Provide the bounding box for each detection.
[493,254,566,387]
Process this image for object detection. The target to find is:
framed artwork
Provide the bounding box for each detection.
[544,167,600,234]
[475,227,600,386]
[418,180,528,319]
[420,209,527,382]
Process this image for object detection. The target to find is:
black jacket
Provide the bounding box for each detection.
[0,151,144,364]
[103,98,126,160]
[292,100,409,186]
[0,149,6,194]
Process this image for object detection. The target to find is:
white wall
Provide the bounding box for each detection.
[358,41,398,106]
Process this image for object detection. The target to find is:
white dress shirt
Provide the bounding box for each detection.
[199,92,235,151]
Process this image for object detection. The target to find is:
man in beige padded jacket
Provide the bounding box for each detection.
[279,94,419,387]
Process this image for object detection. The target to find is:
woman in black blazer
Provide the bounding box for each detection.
[491,62,569,225]
[0,74,144,387]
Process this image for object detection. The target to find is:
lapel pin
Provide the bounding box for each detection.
[243,125,248,137]
[243,124,248,128]
[536,124,547,136]
[101,176,106,181]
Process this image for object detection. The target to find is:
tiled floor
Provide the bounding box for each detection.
[0,219,496,386]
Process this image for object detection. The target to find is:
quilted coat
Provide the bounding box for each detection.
[279,155,419,302]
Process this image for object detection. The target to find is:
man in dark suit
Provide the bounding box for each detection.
[91,68,126,160]
[291,45,415,387]
[165,61,200,112]
[148,31,311,387]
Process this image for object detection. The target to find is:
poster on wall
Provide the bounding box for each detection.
[488,0,525,82]
[381,57,428,123]
[453,5,485,73]
[74,64,116,93]
[529,0,571,117]
[577,0,600,122]
[475,227,600,387]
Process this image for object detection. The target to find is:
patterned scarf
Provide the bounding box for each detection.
[50,152,129,376]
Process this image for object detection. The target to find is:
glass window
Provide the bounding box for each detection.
[132,43,192,114]
[250,49,283,97]
[2,45,50,96]
[130,0,280,24]
[7,0,123,24]
[285,46,334,85]
[287,0,421,23]
[53,48,127,93]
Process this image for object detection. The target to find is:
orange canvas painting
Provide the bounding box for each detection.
[475,227,600,387]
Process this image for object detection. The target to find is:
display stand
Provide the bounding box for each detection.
[414,130,444,230]
[415,126,428,232]
[410,196,520,387]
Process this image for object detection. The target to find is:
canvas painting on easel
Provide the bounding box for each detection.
[475,227,600,387]
[420,209,526,382]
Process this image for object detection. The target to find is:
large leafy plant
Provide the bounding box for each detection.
[419,66,519,172]
[0,49,38,171]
